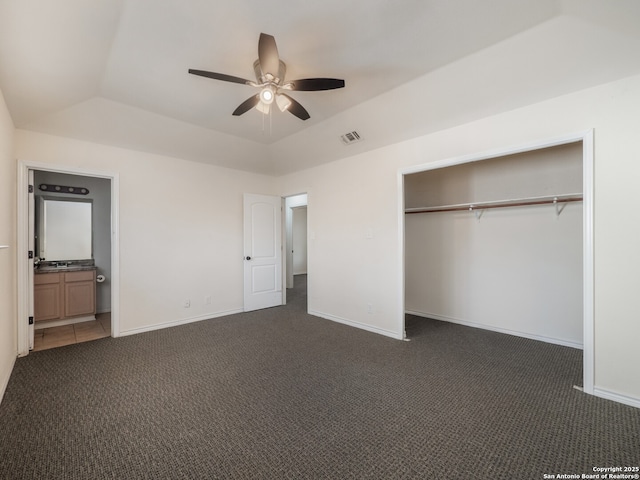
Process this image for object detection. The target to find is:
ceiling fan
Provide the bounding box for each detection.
[189,33,345,121]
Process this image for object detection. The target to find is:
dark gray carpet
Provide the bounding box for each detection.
[1,275,638,479]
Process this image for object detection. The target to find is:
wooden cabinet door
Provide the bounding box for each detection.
[34,274,62,321]
[64,271,96,318]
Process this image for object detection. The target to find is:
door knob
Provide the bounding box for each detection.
[245,256,251,260]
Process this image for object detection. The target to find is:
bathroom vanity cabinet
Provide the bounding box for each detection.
[34,269,96,323]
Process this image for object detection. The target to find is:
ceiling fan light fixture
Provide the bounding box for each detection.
[276,94,291,112]
[255,101,270,114]
[260,86,275,105]
[189,33,344,121]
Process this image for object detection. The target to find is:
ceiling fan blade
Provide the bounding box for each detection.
[232,94,260,116]
[258,33,280,76]
[280,93,310,120]
[188,69,252,85]
[289,78,345,91]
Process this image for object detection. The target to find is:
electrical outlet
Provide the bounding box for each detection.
[367,303,373,314]
[184,299,191,308]
[205,295,212,305]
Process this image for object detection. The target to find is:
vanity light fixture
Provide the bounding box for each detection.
[39,184,90,195]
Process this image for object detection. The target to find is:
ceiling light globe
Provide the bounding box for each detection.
[260,87,275,104]
[276,94,291,112]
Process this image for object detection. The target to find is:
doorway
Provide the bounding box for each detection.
[398,130,594,394]
[291,206,308,276]
[17,161,120,357]
[32,170,112,350]
[284,193,308,308]
[242,192,309,311]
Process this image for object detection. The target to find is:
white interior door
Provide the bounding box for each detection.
[28,170,35,349]
[243,193,282,312]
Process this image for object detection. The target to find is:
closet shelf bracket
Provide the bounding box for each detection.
[469,206,484,221]
[554,197,567,218]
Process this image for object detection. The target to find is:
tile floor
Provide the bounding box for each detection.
[33,312,111,351]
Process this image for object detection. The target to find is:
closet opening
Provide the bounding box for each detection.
[399,131,594,394]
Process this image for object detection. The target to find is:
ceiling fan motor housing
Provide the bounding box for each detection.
[253,59,286,86]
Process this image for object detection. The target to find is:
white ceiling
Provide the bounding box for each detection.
[1,0,639,175]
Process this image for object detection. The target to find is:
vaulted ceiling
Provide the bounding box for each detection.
[1,0,639,175]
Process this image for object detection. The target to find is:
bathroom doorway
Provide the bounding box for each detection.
[17,161,120,357]
[31,170,112,350]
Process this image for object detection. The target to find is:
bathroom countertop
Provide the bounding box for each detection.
[35,265,97,273]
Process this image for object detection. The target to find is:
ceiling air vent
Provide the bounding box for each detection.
[340,130,363,146]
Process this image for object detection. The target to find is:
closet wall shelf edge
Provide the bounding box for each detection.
[405,193,583,215]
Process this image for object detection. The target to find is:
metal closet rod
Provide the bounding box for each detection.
[404,193,584,214]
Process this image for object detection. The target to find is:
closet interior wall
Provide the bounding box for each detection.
[404,142,584,348]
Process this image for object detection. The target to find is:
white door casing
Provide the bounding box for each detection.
[243,194,282,312]
[28,170,35,349]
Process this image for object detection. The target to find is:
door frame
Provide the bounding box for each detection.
[16,160,120,356]
[27,169,35,350]
[283,193,308,291]
[397,129,594,395]
[282,192,309,306]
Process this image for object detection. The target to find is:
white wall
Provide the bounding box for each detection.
[404,143,583,208]
[280,152,402,339]
[405,205,583,347]
[0,87,16,402]
[15,130,277,335]
[278,73,640,404]
[34,171,112,312]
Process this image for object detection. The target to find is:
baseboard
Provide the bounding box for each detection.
[119,308,244,337]
[593,388,640,409]
[405,310,583,350]
[309,310,403,340]
[0,355,16,406]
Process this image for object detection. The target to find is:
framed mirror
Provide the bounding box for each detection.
[38,198,93,261]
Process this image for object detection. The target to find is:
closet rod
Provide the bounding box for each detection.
[405,193,583,214]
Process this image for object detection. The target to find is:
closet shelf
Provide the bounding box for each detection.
[405,193,583,214]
